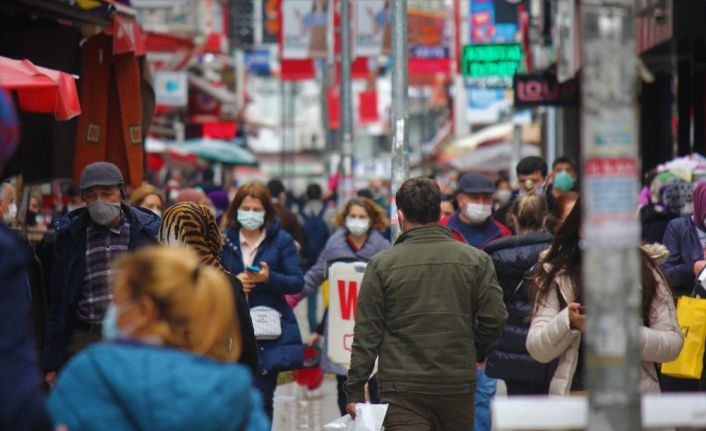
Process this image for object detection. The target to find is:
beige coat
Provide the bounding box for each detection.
[526,269,683,396]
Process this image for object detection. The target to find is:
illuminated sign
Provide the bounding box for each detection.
[461,43,523,88]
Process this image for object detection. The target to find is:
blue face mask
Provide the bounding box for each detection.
[237,210,265,231]
[554,170,576,192]
[102,301,137,340]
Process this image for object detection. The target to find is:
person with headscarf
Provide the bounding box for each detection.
[159,201,258,375]
[640,172,692,244]
[661,182,706,392]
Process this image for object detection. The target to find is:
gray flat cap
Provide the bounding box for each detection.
[79,162,124,190]
[458,173,495,195]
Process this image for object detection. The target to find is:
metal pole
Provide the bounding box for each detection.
[338,0,354,203]
[546,107,557,167]
[510,121,521,186]
[581,2,641,430]
[389,0,409,241]
[280,79,287,179]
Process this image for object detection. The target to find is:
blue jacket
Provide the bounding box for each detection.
[0,225,52,431]
[44,204,160,371]
[222,220,305,374]
[445,212,512,249]
[662,215,702,297]
[484,231,555,383]
[48,342,269,431]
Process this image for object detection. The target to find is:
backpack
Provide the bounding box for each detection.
[300,207,330,268]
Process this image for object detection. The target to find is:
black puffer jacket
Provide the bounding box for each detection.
[484,231,554,383]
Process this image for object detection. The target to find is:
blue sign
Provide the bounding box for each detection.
[244,49,271,75]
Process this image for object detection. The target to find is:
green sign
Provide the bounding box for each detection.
[461,43,523,87]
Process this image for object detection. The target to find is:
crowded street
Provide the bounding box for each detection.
[1,0,706,430]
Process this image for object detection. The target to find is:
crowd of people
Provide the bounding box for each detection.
[0,148,703,431]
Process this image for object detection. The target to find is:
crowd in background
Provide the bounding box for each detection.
[1,151,704,431]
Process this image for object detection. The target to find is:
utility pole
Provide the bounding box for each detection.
[390,0,409,241]
[338,0,354,203]
[581,2,641,430]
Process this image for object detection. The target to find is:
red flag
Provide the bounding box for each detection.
[358,90,378,124]
[327,87,340,129]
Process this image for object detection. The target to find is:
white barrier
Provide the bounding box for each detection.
[492,393,706,430]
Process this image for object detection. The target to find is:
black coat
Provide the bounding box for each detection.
[640,204,678,245]
[484,231,555,383]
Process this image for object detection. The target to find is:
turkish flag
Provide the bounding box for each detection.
[358,90,378,124]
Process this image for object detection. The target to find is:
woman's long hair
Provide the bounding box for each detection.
[529,196,669,324]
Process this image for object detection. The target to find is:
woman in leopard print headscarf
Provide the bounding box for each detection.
[159,201,258,373]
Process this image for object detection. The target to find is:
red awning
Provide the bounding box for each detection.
[0,56,81,120]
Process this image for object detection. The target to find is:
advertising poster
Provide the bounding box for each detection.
[262,0,280,44]
[327,261,367,367]
[282,0,329,59]
[354,0,390,57]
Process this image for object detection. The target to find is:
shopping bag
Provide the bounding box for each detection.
[661,296,706,379]
[323,404,388,431]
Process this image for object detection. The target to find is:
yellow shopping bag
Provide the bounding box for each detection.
[661,296,706,379]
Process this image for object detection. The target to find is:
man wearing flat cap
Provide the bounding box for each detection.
[43,162,160,386]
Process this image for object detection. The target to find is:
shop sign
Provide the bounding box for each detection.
[513,73,578,107]
[462,43,523,88]
[244,49,271,75]
[155,72,188,107]
[228,0,255,49]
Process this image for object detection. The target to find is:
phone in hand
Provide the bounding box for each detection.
[246,264,262,273]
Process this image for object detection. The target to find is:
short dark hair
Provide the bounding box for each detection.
[552,156,575,169]
[306,183,322,200]
[357,188,374,200]
[396,177,441,225]
[66,184,81,198]
[267,179,285,197]
[516,156,548,178]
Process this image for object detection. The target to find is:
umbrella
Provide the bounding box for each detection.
[448,142,541,173]
[0,56,80,120]
[178,138,258,166]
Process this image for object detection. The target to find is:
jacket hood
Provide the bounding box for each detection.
[395,224,453,245]
[50,343,256,431]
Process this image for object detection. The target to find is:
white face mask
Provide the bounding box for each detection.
[150,209,162,218]
[3,203,17,224]
[464,202,492,224]
[238,210,265,231]
[346,217,370,236]
[495,189,512,204]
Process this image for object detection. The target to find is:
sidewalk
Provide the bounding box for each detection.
[272,375,342,431]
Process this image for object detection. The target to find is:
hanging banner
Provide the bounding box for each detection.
[462,43,523,88]
[281,0,328,59]
[263,0,281,44]
[327,86,340,129]
[355,0,390,57]
[155,71,188,107]
[359,90,379,124]
[328,261,367,367]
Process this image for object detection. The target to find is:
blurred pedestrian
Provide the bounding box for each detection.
[208,189,230,225]
[47,247,270,431]
[297,197,390,415]
[494,157,549,228]
[129,183,164,218]
[492,179,512,213]
[267,179,306,249]
[551,191,578,232]
[485,190,554,395]
[221,182,305,422]
[661,182,706,391]
[527,202,683,395]
[640,174,692,244]
[159,201,258,375]
[546,156,578,201]
[440,193,456,219]
[43,162,160,387]
[0,181,17,226]
[0,87,52,430]
[345,177,507,430]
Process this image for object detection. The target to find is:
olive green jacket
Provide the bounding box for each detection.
[344,225,507,402]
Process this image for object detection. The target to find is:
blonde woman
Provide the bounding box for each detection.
[47,247,269,431]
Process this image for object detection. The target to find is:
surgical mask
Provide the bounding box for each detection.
[465,202,492,224]
[151,209,162,218]
[238,210,265,231]
[346,217,370,236]
[3,203,17,224]
[553,170,575,192]
[88,201,121,227]
[495,189,512,204]
[102,301,138,340]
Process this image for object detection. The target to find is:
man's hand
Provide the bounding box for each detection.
[346,402,357,419]
[45,371,57,388]
[694,260,706,277]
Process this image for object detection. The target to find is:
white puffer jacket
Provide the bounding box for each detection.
[526,268,683,396]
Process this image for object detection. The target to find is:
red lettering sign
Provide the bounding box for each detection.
[338,280,358,320]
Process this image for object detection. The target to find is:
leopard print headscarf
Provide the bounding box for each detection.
[159,202,225,271]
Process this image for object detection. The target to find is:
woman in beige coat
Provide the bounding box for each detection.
[526,202,683,396]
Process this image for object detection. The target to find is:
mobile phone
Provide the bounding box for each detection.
[246,265,262,273]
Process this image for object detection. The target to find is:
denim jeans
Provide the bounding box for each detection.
[473,368,496,431]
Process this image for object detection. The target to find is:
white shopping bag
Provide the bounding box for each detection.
[323,403,388,431]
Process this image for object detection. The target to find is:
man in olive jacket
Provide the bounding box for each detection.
[344,177,507,430]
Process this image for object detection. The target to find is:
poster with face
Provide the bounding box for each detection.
[282,0,329,59]
[354,0,389,57]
